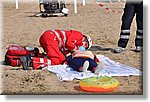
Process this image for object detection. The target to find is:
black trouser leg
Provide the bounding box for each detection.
[135,30,143,47]
[135,2,143,47]
[118,31,130,48]
[118,4,135,48]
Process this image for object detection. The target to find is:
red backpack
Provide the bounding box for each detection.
[4,45,39,68]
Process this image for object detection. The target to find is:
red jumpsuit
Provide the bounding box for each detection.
[39,29,83,65]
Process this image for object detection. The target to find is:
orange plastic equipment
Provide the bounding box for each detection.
[79,76,119,92]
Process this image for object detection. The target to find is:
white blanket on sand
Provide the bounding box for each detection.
[47,55,142,81]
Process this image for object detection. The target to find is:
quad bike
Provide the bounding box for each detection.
[34,0,69,17]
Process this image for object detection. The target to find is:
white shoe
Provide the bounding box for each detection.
[82,60,89,74]
[114,47,125,53]
[94,62,104,75]
[135,46,143,52]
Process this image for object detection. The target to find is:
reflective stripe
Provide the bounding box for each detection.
[41,64,45,67]
[40,58,45,67]
[120,35,129,39]
[40,58,51,67]
[16,60,19,65]
[51,30,62,47]
[40,58,44,63]
[47,59,51,66]
[136,35,143,39]
[61,30,67,43]
[121,30,130,33]
[137,29,143,33]
[60,30,68,50]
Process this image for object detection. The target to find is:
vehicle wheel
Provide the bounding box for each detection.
[64,14,68,17]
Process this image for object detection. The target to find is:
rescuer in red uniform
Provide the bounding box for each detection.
[39,29,92,65]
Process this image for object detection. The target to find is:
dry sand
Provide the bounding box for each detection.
[0,1,143,95]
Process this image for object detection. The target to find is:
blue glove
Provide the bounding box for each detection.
[79,46,86,51]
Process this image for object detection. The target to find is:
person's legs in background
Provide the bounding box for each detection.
[114,3,135,53]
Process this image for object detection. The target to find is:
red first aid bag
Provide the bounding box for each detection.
[7,45,30,56]
[4,45,39,67]
[5,55,21,67]
[32,57,51,69]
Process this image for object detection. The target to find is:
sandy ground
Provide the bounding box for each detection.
[0,1,143,95]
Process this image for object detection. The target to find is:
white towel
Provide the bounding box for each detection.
[47,55,142,81]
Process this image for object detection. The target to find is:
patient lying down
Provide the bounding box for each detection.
[65,50,104,75]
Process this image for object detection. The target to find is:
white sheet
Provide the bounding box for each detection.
[47,55,142,81]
